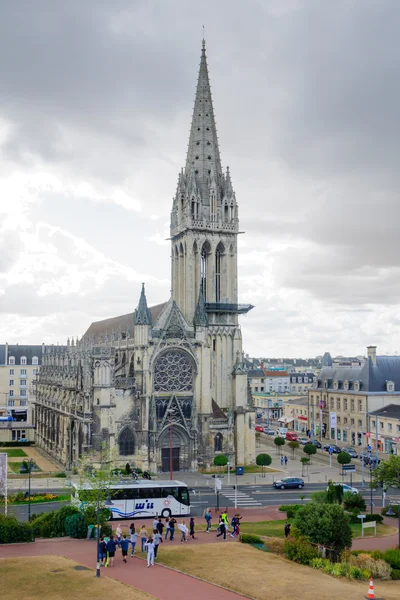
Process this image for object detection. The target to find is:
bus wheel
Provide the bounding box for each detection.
[161,508,171,518]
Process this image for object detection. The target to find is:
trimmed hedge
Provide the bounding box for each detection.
[0,515,34,543]
[0,441,33,447]
[384,549,400,570]
[391,568,400,580]
[349,513,383,524]
[279,504,302,519]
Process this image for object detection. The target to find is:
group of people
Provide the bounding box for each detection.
[204,508,242,540]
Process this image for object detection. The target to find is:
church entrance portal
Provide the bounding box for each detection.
[161,447,180,472]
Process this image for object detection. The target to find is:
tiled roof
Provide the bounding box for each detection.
[83,303,167,340]
[264,370,289,377]
[369,404,400,419]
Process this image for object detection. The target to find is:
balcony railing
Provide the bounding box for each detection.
[205,303,254,314]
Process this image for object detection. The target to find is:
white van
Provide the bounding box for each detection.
[277,427,288,436]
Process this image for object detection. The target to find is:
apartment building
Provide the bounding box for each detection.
[289,372,315,395]
[0,343,43,442]
[309,346,400,454]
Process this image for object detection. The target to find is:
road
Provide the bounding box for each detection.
[3,483,400,521]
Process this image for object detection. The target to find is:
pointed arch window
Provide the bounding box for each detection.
[201,246,208,300]
[214,433,223,452]
[119,428,135,456]
[210,192,216,221]
[216,247,221,303]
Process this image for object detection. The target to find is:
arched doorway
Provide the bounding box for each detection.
[158,426,191,472]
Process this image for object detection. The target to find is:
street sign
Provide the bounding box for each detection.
[357,514,366,519]
[342,464,356,472]
[366,432,371,438]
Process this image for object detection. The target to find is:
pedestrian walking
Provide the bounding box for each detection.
[153,515,159,531]
[129,522,135,536]
[99,537,107,567]
[130,529,139,556]
[221,510,229,532]
[164,516,171,540]
[216,517,226,540]
[145,536,155,567]
[106,536,117,567]
[204,508,212,532]
[189,517,197,539]
[280,455,284,465]
[139,525,148,553]
[153,529,162,558]
[169,517,176,540]
[115,525,122,548]
[178,520,188,543]
[284,455,288,466]
[156,518,164,537]
[284,522,291,538]
[121,535,129,563]
[230,515,237,538]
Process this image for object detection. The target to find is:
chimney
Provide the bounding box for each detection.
[367,345,377,366]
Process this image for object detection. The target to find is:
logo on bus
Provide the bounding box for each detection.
[135,502,154,510]
[163,499,171,507]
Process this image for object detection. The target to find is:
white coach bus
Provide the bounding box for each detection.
[72,479,191,520]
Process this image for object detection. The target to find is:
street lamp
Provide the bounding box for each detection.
[19,458,35,521]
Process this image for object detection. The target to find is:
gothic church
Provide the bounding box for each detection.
[34,42,256,472]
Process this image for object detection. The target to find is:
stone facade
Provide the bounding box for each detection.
[33,41,256,472]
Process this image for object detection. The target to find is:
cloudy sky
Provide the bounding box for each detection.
[1,0,400,358]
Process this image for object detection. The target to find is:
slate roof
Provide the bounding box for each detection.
[1,344,43,365]
[247,369,266,378]
[369,404,400,419]
[83,303,167,341]
[317,355,400,393]
[212,399,227,419]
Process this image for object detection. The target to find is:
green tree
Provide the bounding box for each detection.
[342,492,366,512]
[294,503,352,555]
[326,481,344,504]
[256,453,272,477]
[337,452,351,466]
[213,454,228,467]
[288,440,300,459]
[303,443,317,464]
[371,454,400,489]
[274,436,285,455]
[76,442,119,510]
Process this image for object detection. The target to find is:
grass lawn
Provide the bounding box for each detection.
[0,556,154,600]
[157,543,399,600]
[8,461,42,473]
[0,448,27,458]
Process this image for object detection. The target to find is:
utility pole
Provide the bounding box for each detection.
[311,402,315,443]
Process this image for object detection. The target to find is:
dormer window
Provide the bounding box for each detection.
[386,380,395,392]
[8,357,15,365]
[32,356,39,365]
[354,381,360,392]
[343,380,349,391]
[333,380,338,390]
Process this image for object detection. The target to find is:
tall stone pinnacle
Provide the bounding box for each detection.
[134,283,151,326]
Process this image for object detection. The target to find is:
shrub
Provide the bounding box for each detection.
[294,503,352,554]
[311,557,331,570]
[65,513,87,538]
[213,455,228,467]
[310,490,330,504]
[350,566,370,580]
[384,549,400,570]
[349,513,383,524]
[283,536,319,565]
[352,553,392,580]
[391,568,400,580]
[31,511,56,538]
[371,550,384,561]
[343,492,366,512]
[55,472,67,478]
[279,504,301,519]
[0,515,34,543]
[240,533,263,545]
[52,506,80,537]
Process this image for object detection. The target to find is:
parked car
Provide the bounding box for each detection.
[255,425,264,433]
[360,453,381,466]
[273,477,305,490]
[298,437,310,445]
[342,447,358,458]
[285,432,298,441]
[264,428,276,436]
[326,482,359,495]
[323,444,341,453]
[311,440,322,448]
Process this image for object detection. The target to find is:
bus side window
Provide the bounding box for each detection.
[162,487,178,500]
[113,489,127,500]
[179,488,190,506]
[125,488,138,500]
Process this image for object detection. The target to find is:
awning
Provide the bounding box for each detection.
[298,416,308,421]
[278,417,294,424]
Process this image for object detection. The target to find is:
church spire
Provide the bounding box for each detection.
[134,283,151,326]
[193,288,208,327]
[185,40,222,200]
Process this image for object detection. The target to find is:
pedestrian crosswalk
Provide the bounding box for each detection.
[220,486,262,507]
